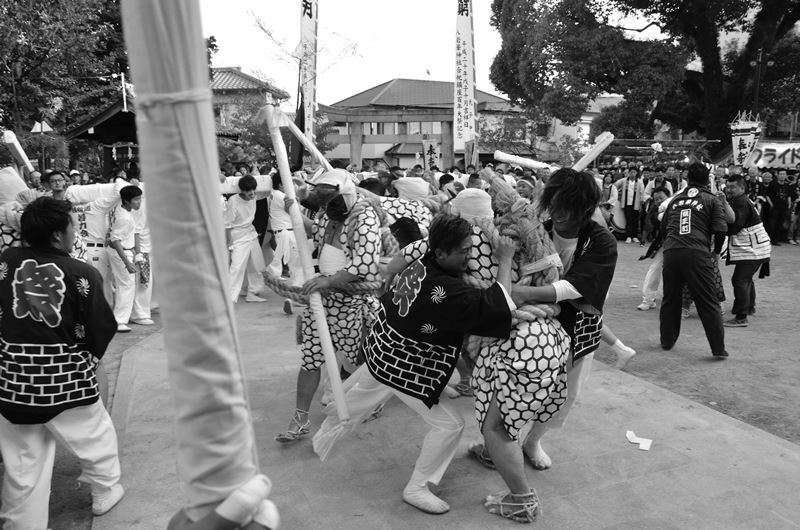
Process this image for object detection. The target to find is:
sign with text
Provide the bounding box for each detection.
[746,141,800,168]
[299,0,318,140]
[730,117,761,167]
[453,0,476,153]
[422,138,441,171]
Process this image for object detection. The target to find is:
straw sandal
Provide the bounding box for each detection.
[454,381,474,397]
[467,443,496,470]
[275,409,310,443]
[484,490,542,523]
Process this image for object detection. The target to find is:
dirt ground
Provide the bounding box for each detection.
[595,242,800,445]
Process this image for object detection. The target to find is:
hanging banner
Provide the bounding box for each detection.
[746,141,800,168]
[730,112,762,167]
[300,0,318,140]
[422,137,441,171]
[454,0,477,153]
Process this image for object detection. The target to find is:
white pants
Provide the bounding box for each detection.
[642,250,664,304]
[229,237,266,303]
[107,248,135,325]
[267,229,302,287]
[131,253,152,321]
[313,365,464,487]
[0,401,121,530]
[85,244,113,307]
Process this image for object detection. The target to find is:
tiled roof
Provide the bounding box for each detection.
[330,78,508,108]
[210,67,289,99]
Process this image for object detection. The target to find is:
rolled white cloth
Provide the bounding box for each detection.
[450,188,493,223]
[393,177,430,201]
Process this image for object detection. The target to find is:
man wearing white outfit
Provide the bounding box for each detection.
[107,186,142,332]
[131,194,154,325]
[83,193,119,307]
[225,175,267,304]
[267,172,302,313]
[0,197,124,528]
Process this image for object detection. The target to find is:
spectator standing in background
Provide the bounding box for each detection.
[616,168,645,243]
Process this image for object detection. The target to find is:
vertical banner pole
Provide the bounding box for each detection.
[300,0,318,143]
[454,0,477,164]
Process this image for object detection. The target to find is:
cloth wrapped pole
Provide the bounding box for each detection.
[0,167,28,205]
[572,132,614,172]
[254,107,332,172]
[220,176,273,194]
[263,104,350,422]
[2,131,34,173]
[121,0,265,522]
[493,150,554,171]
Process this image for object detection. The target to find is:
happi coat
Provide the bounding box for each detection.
[365,254,512,408]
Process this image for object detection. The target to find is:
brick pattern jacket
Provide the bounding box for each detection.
[365,254,512,408]
[0,246,116,424]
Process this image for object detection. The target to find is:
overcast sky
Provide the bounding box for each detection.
[199,0,504,107]
[198,1,668,109]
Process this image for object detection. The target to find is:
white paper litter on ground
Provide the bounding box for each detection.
[626,430,653,451]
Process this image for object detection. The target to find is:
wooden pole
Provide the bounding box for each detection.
[263,103,349,422]
[279,111,333,171]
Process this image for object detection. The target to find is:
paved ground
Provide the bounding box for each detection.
[12,243,800,528]
[597,243,800,445]
[94,295,800,529]
[1,318,163,530]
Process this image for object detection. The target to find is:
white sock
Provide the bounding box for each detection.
[612,339,636,369]
[214,475,272,524]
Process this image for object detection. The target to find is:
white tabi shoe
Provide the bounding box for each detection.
[92,484,125,516]
[245,293,267,303]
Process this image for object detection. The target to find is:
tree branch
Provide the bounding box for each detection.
[775,4,800,42]
[604,21,664,33]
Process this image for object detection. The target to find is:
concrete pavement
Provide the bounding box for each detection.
[96,301,800,529]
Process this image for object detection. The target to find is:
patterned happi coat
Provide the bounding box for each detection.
[0,246,116,424]
[365,254,512,408]
[379,196,433,234]
[299,200,382,371]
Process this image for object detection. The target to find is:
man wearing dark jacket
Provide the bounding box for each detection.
[0,197,123,528]
[722,175,771,327]
[659,163,729,358]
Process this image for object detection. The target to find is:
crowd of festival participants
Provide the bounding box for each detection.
[0,154,794,526]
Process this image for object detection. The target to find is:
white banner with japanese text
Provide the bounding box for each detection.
[746,141,800,168]
[422,137,441,171]
[300,0,318,140]
[454,0,476,153]
[730,116,761,167]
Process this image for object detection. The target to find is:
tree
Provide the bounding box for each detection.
[590,100,658,140]
[490,0,800,149]
[739,32,800,133]
[215,91,337,171]
[477,110,545,158]
[0,0,127,168]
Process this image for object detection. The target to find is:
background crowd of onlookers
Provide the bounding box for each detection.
[594,162,800,247]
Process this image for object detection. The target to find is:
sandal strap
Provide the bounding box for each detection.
[485,490,541,522]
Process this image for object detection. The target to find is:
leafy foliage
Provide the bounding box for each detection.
[590,101,657,140]
[215,92,337,172]
[0,0,126,167]
[490,0,800,148]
